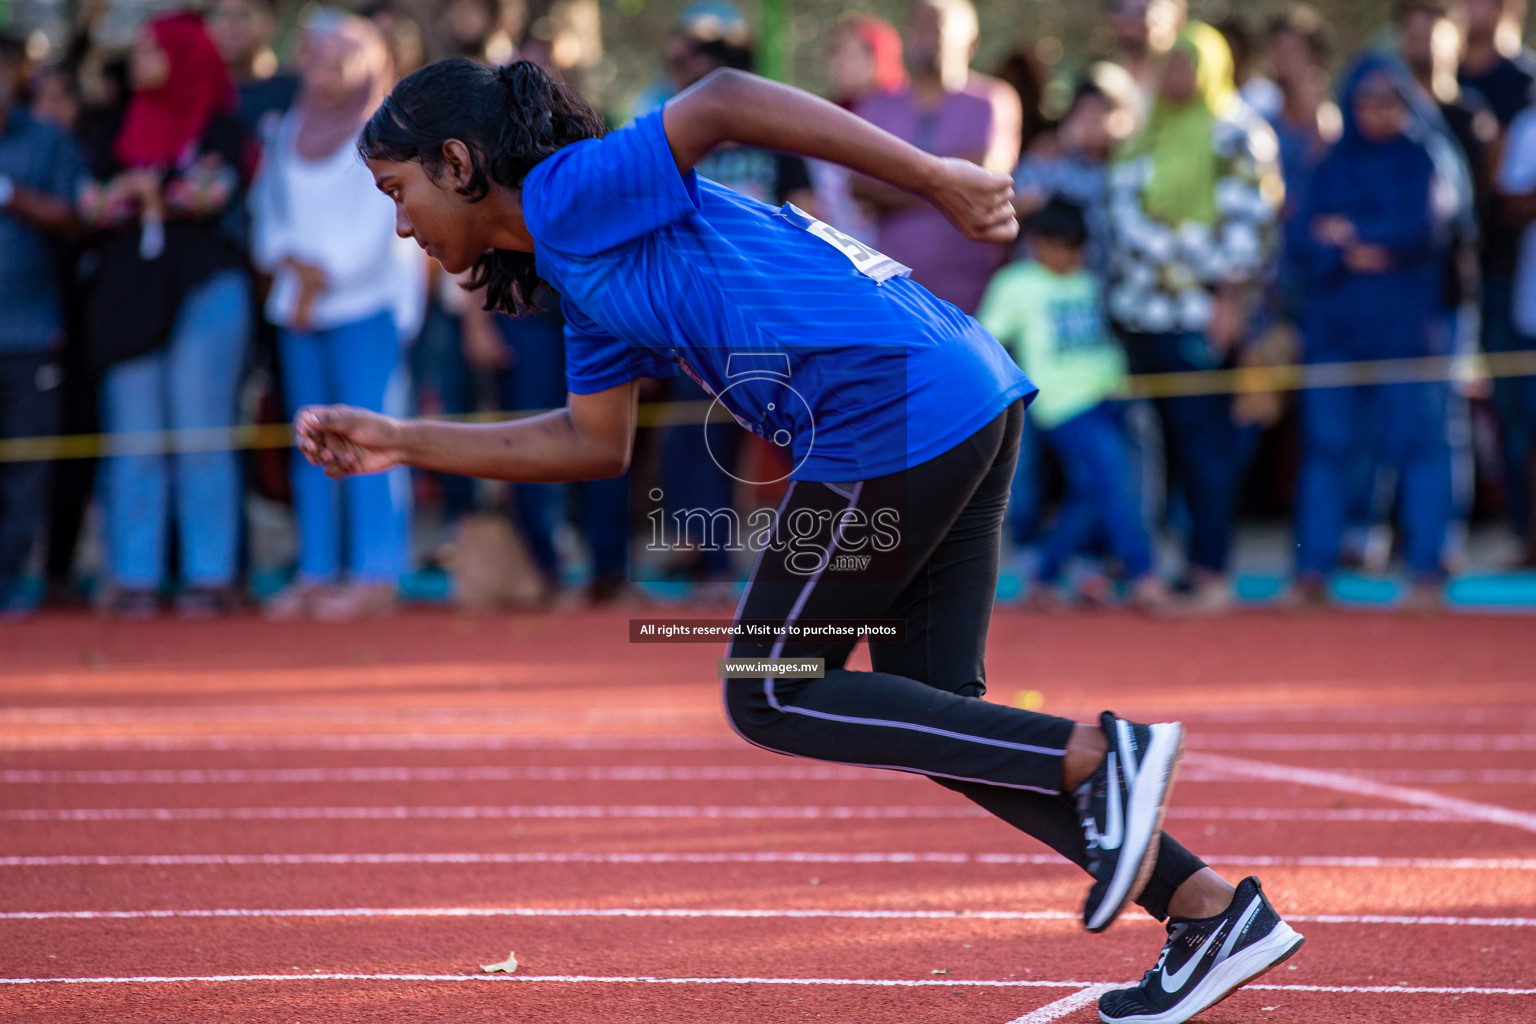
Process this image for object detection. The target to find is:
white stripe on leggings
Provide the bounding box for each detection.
[751,479,1064,789]
[764,481,866,680]
[721,482,800,760]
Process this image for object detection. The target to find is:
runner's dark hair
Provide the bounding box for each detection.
[358,58,606,314]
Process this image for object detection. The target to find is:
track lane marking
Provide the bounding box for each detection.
[0,708,719,725]
[7,730,1536,752]
[1004,983,1117,1023]
[0,736,748,752]
[4,907,1532,928]
[7,701,1536,733]
[1176,707,1536,726]
[1185,753,1536,835]
[1,907,1080,922]
[1188,768,1536,785]
[0,974,1531,996]
[8,729,1536,752]
[0,766,892,785]
[5,805,992,822]
[5,852,1534,869]
[10,765,1536,786]
[1191,734,1536,751]
[0,804,1505,823]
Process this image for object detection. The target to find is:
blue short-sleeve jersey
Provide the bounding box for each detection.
[521,108,1035,482]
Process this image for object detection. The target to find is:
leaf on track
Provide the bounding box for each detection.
[480,952,518,973]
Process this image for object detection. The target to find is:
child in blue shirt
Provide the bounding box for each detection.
[295,59,1301,1022]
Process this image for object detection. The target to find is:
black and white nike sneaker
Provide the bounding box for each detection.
[1076,711,1185,932]
[1099,875,1306,1024]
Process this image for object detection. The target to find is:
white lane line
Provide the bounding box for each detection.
[0,974,1531,997]
[1,851,982,867]
[3,907,1532,928]
[0,708,718,726]
[5,851,1534,870]
[0,736,746,752]
[1190,734,1536,752]
[0,974,1091,988]
[0,766,891,785]
[1179,707,1536,726]
[4,805,988,822]
[0,804,1499,824]
[1171,808,1468,823]
[0,907,1077,922]
[1246,983,1536,995]
[10,765,1536,788]
[1182,768,1536,786]
[6,727,1529,752]
[1290,913,1536,927]
[8,705,1536,728]
[1186,753,1536,835]
[12,730,1536,752]
[1005,983,1117,1023]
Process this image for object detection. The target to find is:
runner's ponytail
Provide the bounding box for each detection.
[359,58,605,314]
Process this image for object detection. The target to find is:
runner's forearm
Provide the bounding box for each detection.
[848,174,926,212]
[397,412,627,482]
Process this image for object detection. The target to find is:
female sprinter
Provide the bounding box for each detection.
[296,59,1302,1023]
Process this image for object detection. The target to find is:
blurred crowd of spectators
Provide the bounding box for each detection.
[2,0,1536,619]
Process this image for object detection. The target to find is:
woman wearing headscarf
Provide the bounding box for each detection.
[79,11,253,619]
[249,9,424,621]
[1105,22,1282,611]
[1287,54,1456,608]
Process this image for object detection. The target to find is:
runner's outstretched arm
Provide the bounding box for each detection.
[663,69,1017,244]
[295,381,639,482]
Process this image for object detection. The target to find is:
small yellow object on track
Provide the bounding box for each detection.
[481,952,518,973]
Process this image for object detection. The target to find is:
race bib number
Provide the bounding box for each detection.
[778,204,912,283]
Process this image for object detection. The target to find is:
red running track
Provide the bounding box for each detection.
[1,608,1534,1023]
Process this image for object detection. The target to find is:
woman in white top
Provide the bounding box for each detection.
[250,9,424,620]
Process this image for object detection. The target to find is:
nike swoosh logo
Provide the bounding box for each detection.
[1159,895,1264,995]
[1099,752,1123,850]
[1160,920,1230,994]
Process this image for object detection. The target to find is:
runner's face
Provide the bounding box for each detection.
[368,155,507,273]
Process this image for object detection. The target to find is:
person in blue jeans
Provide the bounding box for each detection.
[0,35,82,617]
[82,13,254,619]
[249,11,417,620]
[980,199,1171,613]
[1287,54,1454,609]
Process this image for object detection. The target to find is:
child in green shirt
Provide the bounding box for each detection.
[979,199,1170,612]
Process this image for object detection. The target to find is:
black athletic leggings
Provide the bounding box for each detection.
[723,399,1204,920]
